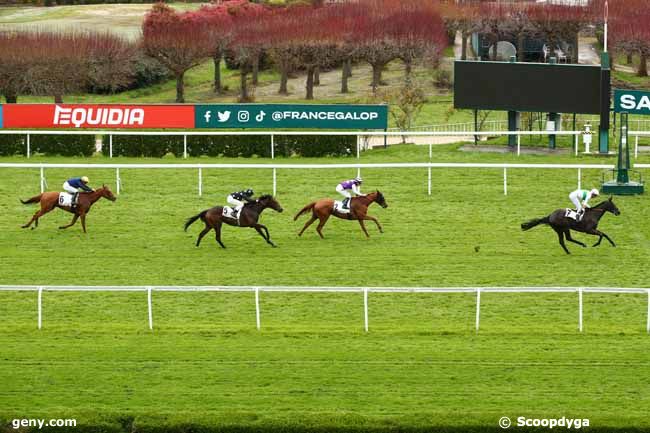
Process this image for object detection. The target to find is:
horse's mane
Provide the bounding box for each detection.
[258,194,273,200]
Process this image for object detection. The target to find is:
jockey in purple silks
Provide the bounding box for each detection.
[336,177,365,210]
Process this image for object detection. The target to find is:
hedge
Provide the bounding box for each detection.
[103,135,354,158]
[0,134,95,156]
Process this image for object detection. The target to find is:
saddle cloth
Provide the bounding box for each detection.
[58,192,73,207]
[333,200,351,214]
[222,206,240,221]
[565,208,579,221]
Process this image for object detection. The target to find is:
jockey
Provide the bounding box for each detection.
[336,176,365,210]
[63,176,93,208]
[569,188,599,220]
[227,188,255,218]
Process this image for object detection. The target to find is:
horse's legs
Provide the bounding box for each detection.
[22,204,54,229]
[357,219,370,238]
[362,214,383,233]
[316,214,331,239]
[564,230,586,248]
[588,229,616,247]
[298,216,317,236]
[553,228,570,254]
[253,224,276,247]
[80,213,87,233]
[195,225,211,247]
[214,223,226,249]
[59,214,79,230]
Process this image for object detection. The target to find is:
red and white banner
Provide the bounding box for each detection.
[2,104,195,129]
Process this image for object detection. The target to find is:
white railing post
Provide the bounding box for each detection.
[475,288,481,332]
[578,168,581,190]
[578,288,583,333]
[37,287,42,330]
[198,167,203,197]
[40,167,45,193]
[635,135,639,159]
[147,287,153,330]
[255,287,261,331]
[574,134,579,156]
[503,168,507,196]
[116,168,121,194]
[183,134,187,159]
[363,288,369,332]
[428,144,432,196]
[271,134,276,196]
[109,134,113,158]
[356,140,361,178]
[517,133,521,156]
[26,133,30,158]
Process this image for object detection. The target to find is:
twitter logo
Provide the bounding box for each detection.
[217,111,231,122]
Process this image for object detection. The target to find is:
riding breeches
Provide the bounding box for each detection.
[63,182,78,194]
[568,191,582,211]
[227,195,244,210]
[336,185,352,199]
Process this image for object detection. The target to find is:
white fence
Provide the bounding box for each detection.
[0,285,648,333]
[0,162,615,197]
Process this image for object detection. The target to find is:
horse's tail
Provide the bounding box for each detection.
[521,216,550,231]
[184,210,208,231]
[20,194,42,205]
[294,202,316,221]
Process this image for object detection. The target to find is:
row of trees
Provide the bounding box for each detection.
[142,0,449,102]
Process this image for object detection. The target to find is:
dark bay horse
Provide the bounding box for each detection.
[294,190,388,238]
[521,197,620,254]
[21,185,117,233]
[184,194,283,248]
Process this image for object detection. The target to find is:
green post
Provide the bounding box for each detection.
[599,53,611,154]
[617,112,629,183]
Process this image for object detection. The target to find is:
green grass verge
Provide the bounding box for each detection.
[1,147,650,431]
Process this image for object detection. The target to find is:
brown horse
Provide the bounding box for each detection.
[21,185,117,233]
[294,190,387,238]
[184,194,284,248]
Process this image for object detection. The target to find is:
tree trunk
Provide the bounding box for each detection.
[404,59,412,82]
[279,67,289,95]
[213,52,222,94]
[517,34,525,62]
[572,31,579,64]
[345,59,352,78]
[5,94,17,103]
[252,53,259,86]
[54,94,63,103]
[314,67,320,86]
[306,66,314,100]
[626,53,633,64]
[461,31,468,60]
[491,39,498,61]
[371,63,383,93]
[341,61,349,93]
[175,71,185,103]
[240,69,250,102]
[638,52,648,77]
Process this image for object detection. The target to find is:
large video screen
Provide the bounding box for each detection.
[454,61,602,114]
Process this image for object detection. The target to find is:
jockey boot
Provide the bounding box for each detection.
[72,192,79,209]
[343,198,350,210]
[577,209,584,221]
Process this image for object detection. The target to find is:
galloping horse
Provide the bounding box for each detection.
[184,194,283,248]
[294,190,388,238]
[21,185,117,233]
[521,197,620,254]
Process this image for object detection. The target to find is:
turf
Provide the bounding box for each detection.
[1,145,650,431]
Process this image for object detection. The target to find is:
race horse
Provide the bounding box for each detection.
[184,194,283,248]
[294,190,388,238]
[521,197,620,254]
[21,185,117,233]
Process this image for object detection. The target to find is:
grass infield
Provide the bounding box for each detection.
[1,145,650,431]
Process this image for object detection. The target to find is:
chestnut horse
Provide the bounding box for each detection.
[21,185,117,233]
[184,194,283,249]
[294,190,388,238]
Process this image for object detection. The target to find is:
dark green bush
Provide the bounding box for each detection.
[0,134,26,156]
[105,135,182,158]
[32,134,95,156]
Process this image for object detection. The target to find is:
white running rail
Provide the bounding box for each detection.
[0,285,648,333]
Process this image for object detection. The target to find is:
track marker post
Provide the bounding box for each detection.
[255,288,261,331]
[37,287,43,330]
[147,287,153,330]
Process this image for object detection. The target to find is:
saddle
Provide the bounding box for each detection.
[58,192,74,207]
[222,206,240,221]
[564,208,582,221]
[333,199,351,214]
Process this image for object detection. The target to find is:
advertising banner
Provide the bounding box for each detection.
[2,104,195,129]
[614,89,650,115]
[195,104,388,129]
